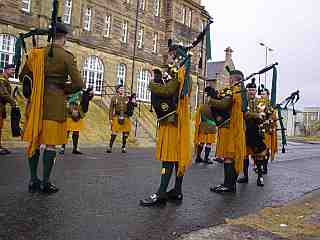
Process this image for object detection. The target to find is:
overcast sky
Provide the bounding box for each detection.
[202,0,320,108]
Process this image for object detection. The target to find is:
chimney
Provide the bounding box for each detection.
[225,47,233,61]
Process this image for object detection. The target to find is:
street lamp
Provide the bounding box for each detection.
[259,42,274,85]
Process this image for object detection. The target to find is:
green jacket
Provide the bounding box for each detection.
[20,45,84,122]
[0,75,16,119]
[109,95,128,120]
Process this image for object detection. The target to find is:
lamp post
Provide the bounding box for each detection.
[131,0,140,94]
[259,42,274,85]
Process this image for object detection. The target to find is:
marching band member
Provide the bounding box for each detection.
[19,21,84,193]
[140,42,193,206]
[237,79,268,186]
[210,70,247,193]
[60,88,94,155]
[194,104,217,164]
[106,85,133,153]
[0,64,17,155]
[259,85,278,174]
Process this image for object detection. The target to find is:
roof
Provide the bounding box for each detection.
[207,61,225,80]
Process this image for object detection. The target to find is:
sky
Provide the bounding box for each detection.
[202,0,320,109]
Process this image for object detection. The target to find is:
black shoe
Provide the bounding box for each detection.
[106,147,112,153]
[41,182,59,194]
[122,147,127,153]
[28,179,41,193]
[72,149,83,155]
[210,184,236,193]
[140,193,167,207]
[213,158,224,163]
[195,157,203,163]
[237,176,249,183]
[166,189,183,202]
[59,148,65,155]
[257,176,264,187]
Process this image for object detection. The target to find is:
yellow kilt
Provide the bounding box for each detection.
[0,117,3,129]
[156,122,179,162]
[216,127,236,158]
[66,117,85,132]
[111,116,131,134]
[264,133,272,150]
[197,132,216,144]
[39,120,68,145]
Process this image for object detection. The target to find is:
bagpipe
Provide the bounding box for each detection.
[150,19,213,122]
[67,87,94,122]
[203,62,279,130]
[275,90,300,153]
[126,93,137,117]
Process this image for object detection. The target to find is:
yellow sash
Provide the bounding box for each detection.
[22,48,45,157]
[177,67,192,176]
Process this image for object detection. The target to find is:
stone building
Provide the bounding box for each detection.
[0,0,211,105]
[207,46,235,90]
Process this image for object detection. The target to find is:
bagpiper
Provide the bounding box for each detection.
[194,104,217,164]
[106,85,136,153]
[0,64,17,155]
[19,20,84,194]
[237,79,268,186]
[60,88,94,155]
[210,70,247,193]
[140,41,193,206]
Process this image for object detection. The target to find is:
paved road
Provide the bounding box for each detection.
[0,142,320,240]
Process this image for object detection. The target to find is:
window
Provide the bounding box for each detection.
[83,56,104,95]
[187,8,192,28]
[182,7,187,25]
[137,27,144,48]
[154,0,160,16]
[0,34,16,73]
[139,0,145,11]
[83,8,92,31]
[104,15,111,38]
[121,20,128,43]
[116,64,126,85]
[152,32,158,53]
[63,0,72,24]
[22,0,31,13]
[136,69,151,102]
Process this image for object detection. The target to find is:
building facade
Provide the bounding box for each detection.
[281,108,304,137]
[0,0,211,105]
[303,107,320,135]
[207,46,235,90]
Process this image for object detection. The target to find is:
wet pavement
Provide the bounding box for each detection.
[0,142,320,240]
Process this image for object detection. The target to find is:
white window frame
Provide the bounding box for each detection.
[116,64,126,85]
[136,69,151,102]
[63,0,72,24]
[22,0,31,13]
[139,0,145,11]
[137,27,144,49]
[182,7,187,25]
[104,15,111,38]
[187,8,192,28]
[0,34,17,82]
[83,56,104,95]
[121,20,128,43]
[152,32,158,53]
[83,7,92,31]
[154,0,160,16]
